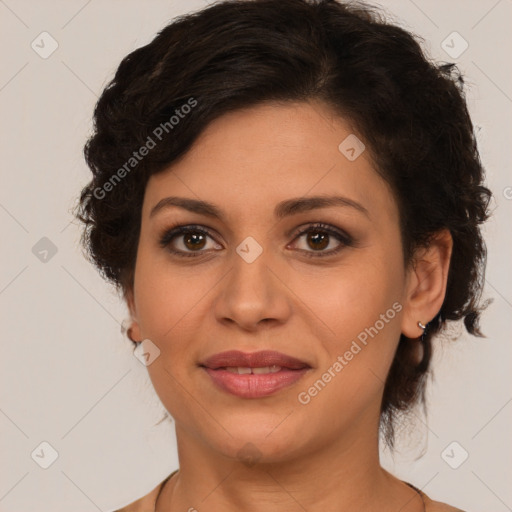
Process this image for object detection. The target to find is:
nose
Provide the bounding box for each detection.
[212,245,292,332]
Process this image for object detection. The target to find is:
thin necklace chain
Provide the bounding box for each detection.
[406,482,427,512]
[154,474,426,512]
[154,473,172,512]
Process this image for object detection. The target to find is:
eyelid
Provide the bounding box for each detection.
[287,222,353,257]
[289,222,351,242]
[158,224,220,250]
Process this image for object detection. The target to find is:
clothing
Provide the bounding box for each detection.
[112,470,465,512]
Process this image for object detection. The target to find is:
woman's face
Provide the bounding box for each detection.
[128,101,418,463]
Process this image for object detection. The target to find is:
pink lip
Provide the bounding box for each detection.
[203,367,310,398]
[200,350,310,370]
[200,350,311,398]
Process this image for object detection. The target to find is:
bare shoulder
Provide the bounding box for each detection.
[424,493,466,512]
[112,480,164,512]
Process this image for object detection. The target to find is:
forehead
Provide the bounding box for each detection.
[142,101,398,226]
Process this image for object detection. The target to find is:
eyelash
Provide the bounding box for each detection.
[158,222,354,259]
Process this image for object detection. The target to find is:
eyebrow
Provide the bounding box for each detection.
[149,194,370,220]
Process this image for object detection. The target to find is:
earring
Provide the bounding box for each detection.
[411,321,427,365]
[417,321,428,343]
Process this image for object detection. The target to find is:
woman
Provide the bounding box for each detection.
[76,0,491,510]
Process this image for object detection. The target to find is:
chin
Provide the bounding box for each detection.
[203,415,310,465]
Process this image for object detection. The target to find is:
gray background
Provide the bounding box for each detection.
[0,1,511,511]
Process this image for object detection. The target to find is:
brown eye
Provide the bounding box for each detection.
[159,222,353,259]
[159,225,222,257]
[182,232,207,251]
[290,223,353,258]
[305,230,330,251]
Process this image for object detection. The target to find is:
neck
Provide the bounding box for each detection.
[156,410,423,512]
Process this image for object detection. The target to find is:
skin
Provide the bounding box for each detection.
[126,100,453,512]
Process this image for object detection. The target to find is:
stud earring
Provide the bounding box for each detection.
[417,321,428,343]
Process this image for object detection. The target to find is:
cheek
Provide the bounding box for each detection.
[133,247,216,340]
[329,268,403,349]
[293,245,405,350]
[294,247,405,407]
[294,276,404,426]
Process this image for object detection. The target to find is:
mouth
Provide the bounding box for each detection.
[199,350,312,398]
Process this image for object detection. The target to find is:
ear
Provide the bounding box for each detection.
[124,286,142,342]
[401,229,453,339]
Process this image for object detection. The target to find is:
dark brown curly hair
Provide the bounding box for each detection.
[75,0,492,447]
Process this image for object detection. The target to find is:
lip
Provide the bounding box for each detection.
[203,367,310,398]
[200,350,310,370]
[200,350,311,399]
